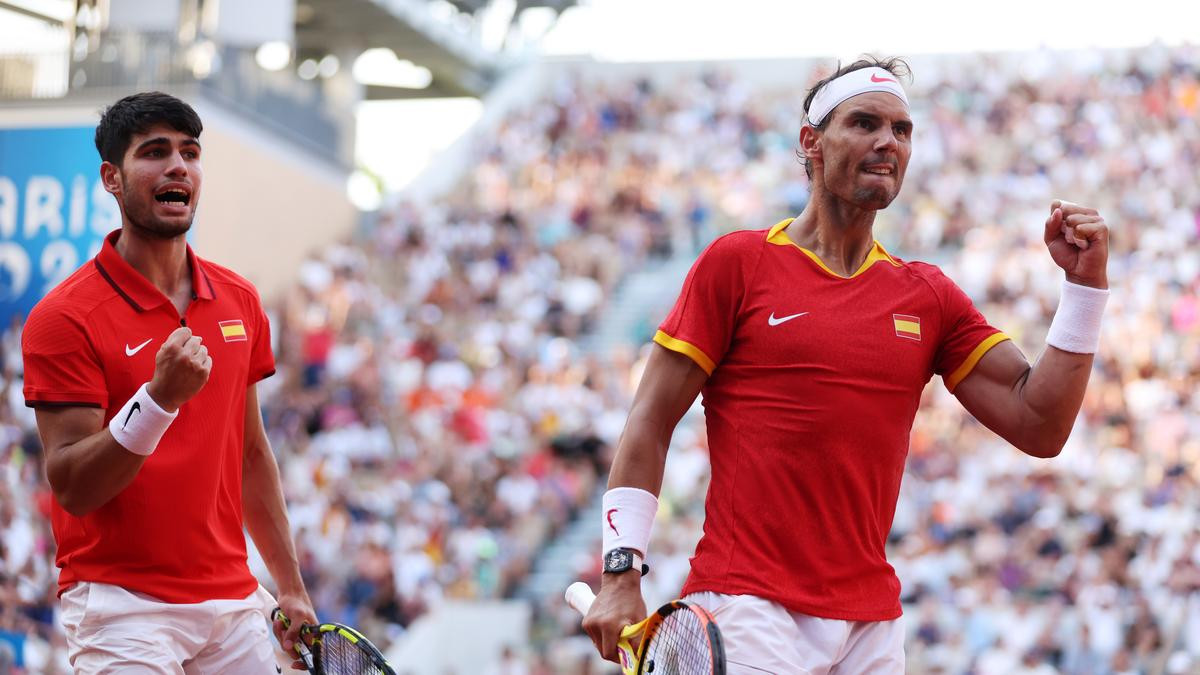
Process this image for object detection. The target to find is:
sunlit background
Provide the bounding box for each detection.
[1,1,1199,673]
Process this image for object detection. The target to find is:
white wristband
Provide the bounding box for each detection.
[109,383,178,456]
[1046,280,1109,354]
[602,487,658,558]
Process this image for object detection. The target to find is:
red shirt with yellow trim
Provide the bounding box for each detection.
[22,229,275,603]
[655,219,1008,621]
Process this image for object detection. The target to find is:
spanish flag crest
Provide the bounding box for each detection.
[219,319,248,342]
[893,314,921,341]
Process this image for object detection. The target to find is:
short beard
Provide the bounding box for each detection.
[852,185,896,210]
[127,214,192,240]
[119,171,193,239]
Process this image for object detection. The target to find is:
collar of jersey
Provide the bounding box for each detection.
[766,218,901,279]
[95,229,216,312]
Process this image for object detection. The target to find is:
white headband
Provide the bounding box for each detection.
[807,66,909,127]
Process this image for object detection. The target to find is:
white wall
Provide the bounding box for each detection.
[386,601,531,674]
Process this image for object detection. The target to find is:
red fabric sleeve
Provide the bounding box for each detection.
[930,269,1009,391]
[22,303,107,408]
[655,233,756,374]
[248,299,275,384]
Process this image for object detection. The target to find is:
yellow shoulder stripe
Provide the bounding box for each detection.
[653,331,716,375]
[945,332,1012,392]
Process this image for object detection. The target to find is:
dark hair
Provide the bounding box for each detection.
[94,92,203,166]
[798,56,912,180]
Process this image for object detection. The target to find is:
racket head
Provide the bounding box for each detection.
[634,600,726,675]
[305,622,397,675]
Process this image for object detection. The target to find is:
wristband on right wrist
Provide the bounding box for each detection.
[109,382,178,456]
[1046,279,1109,354]
[602,486,658,560]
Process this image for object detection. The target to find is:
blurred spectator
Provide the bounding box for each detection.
[1,44,1199,673]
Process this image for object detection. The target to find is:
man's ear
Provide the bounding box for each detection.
[799,124,821,166]
[100,161,122,198]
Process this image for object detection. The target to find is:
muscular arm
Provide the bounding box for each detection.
[951,340,1092,458]
[607,344,711,497]
[585,344,708,662]
[39,407,149,517]
[953,199,1109,459]
[241,383,315,657]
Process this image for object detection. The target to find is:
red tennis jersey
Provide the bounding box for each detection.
[656,220,1009,621]
[23,230,275,603]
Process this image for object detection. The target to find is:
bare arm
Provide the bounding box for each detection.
[584,344,709,662]
[952,341,1092,458]
[607,345,710,495]
[241,383,315,663]
[39,406,148,516]
[954,199,1109,458]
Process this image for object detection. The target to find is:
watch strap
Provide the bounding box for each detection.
[604,548,649,576]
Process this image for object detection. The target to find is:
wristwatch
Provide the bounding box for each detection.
[603,547,649,576]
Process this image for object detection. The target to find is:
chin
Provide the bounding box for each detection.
[852,188,896,210]
[133,219,193,240]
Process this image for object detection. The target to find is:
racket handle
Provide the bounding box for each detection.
[272,607,316,672]
[565,581,597,615]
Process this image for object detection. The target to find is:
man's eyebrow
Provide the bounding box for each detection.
[134,137,170,152]
[133,137,202,152]
[845,110,913,129]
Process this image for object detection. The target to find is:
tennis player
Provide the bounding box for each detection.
[22,92,316,672]
[583,57,1110,673]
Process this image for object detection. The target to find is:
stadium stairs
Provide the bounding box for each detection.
[580,253,696,357]
[517,252,694,598]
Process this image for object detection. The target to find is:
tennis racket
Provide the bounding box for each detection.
[566,581,726,675]
[272,607,397,675]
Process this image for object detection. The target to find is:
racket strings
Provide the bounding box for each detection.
[314,631,387,675]
[641,607,716,674]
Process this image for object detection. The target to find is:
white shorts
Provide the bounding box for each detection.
[683,591,905,675]
[59,582,289,674]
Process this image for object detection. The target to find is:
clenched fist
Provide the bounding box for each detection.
[1044,199,1109,290]
[146,327,211,412]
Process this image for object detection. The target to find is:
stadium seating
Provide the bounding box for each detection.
[2,44,1199,673]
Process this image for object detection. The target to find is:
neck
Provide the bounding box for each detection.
[115,224,192,301]
[786,185,877,277]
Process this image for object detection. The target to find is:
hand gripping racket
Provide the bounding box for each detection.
[272,607,397,675]
[566,581,726,675]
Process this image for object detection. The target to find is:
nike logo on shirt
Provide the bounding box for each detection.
[125,338,153,356]
[768,312,809,326]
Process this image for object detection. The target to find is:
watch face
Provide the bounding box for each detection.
[605,549,632,572]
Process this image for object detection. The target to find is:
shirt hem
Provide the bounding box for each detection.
[58,572,260,604]
[681,580,903,622]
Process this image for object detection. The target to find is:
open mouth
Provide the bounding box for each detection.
[863,166,895,176]
[154,188,191,207]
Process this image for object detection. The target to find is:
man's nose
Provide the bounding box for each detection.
[874,128,899,153]
[164,150,188,176]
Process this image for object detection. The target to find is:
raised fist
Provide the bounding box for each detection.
[146,326,211,412]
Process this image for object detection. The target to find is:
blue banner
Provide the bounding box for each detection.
[0,125,120,324]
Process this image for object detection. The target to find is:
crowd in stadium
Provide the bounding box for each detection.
[2,43,1198,674]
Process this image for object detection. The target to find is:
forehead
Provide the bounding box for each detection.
[830,92,911,123]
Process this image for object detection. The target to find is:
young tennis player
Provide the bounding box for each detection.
[23,92,316,672]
